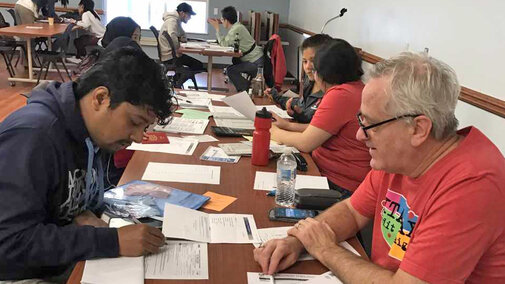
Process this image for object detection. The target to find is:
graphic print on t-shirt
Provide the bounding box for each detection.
[381,189,418,261]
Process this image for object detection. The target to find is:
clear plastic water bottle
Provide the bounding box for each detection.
[275,148,297,207]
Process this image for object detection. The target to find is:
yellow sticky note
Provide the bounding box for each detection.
[202,191,237,211]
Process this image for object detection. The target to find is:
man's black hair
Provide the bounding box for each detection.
[313,38,364,85]
[221,6,237,24]
[301,34,333,51]
[74,47,174,125]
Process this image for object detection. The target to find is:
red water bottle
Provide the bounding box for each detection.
[251,107,272,166]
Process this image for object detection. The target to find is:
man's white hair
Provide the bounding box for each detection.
[367,52,460,140]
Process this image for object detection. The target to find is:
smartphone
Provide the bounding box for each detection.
[268,207,318,223]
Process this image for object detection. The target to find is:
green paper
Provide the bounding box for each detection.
[176,109,212,120]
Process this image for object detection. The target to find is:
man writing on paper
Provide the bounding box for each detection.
[0,48,170,282]
[159,2,204,88]
[254,52,505,282]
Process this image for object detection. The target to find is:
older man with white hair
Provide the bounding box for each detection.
[254,52,505,283]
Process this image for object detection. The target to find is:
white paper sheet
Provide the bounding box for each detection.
[181,134,219,142]
[162,203,261,243]
[214,118,255,129]
[154,117,209,135]
[256,105,291,119]
[144,241,208,280]
[222,91,257,120]
[305,271,343,284]
[82,257,144,284]
[247,272,318,284]
[174,95,211,109]
[127,138,198,156]
[253,171,329,191]
[142,162,221,185]
[283,89,300,98]
[180,90,226,102]
[210,105,247,119]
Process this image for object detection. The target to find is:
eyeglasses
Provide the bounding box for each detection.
[356,112,421,138]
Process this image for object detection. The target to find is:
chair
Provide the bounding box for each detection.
[36,23,75,84]
[149,26,200,90]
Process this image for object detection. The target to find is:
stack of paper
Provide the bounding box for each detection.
[214,118,255,129]
[174,95,211,109]
[253,171,329,190]
[209,105,247,119]
[180,90,226,102]
[127,137,198,155]
[154,117,209,135]
[162,203,261,243]
[218,142,252,156]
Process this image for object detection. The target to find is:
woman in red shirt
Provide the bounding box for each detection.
[271,39,371,197]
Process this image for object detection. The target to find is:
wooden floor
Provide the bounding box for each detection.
[0,58,235,122]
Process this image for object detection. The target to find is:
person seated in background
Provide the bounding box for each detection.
[100,16,141,48]
[159,2,204,88]
[254,52,505,283]
[71,0,105,59]
[208,6,263,92]
[0,47,171,282]
[14,0,68,24]
[266,34,332,123]
[271,38,370,197]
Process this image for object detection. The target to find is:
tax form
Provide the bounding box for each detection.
[142,162,221,185]
[222,91,257,120]
[145,241,208,280]
[154,117,209,135]
[127,138,198,155]
[162,203,261,243]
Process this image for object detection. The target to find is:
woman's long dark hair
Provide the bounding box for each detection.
[79,0,100,20]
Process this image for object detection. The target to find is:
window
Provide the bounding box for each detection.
[105,0,208,34]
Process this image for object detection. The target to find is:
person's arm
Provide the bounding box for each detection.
[0,129,119,267]
[271,113,308,133]
[76,12,92,30]
[254,198,371,275]
[270,124,330,152]
[216,24,238,47]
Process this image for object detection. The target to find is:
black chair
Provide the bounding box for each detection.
[36,23,75,84]
[149,26,200,90]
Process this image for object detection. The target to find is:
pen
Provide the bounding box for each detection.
[259,273,275,283]
[243,217,253,240]
[266,189,276,196]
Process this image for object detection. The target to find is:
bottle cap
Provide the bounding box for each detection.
[255,107,272,119]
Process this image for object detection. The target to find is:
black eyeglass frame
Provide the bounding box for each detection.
[356,112,422,138]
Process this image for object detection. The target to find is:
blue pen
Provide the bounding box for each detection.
[266,189,276,196]
[243,217,253,240]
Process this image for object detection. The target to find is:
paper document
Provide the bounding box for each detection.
[176,109,212,120]
[82,257,144,284]
[256,105,291,119]
[253,171,329,190]
[205,46,234,52]
[247,272,318,284]
[127,138,198,155]
[222,91,257,120]
[162,203,260,243]
[201,146,241,163]
[142,162,221,185]
[210,105,247,119]
[181,134,218,142]
[154,117,209,135]
[180,90,226,102]
[144,241,208,280]
[181,42,208,49]
[305,271,343,284]
[202,191,237,211]
[215,118,255,129]
[174,95,210,109]
[283,89,300,98]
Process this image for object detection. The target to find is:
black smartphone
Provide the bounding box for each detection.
[268,207,318,223]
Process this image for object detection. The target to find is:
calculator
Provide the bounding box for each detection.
[211,126,254,137]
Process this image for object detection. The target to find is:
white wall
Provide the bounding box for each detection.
[288,0,505,154]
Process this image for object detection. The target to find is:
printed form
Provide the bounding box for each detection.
[162,203,260,243]
[142,162,221,185]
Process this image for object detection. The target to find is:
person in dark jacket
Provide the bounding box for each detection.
[266,34,332,123]
[0,47,171,282]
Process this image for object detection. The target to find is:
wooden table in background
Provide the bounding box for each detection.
[0,23,68,84]
[67,97,368,283]
[180,45,240,92]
